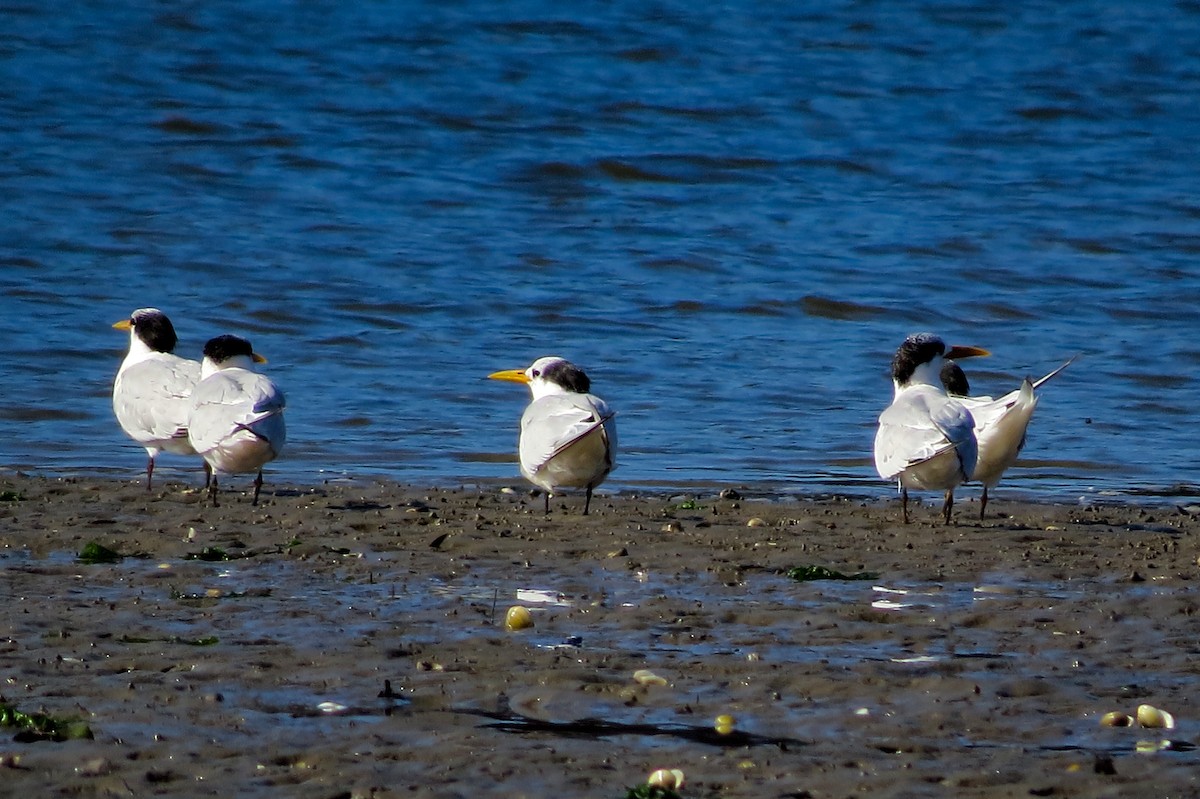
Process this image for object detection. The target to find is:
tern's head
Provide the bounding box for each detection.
[891,333,988,390]
[488,356,592,400]
[940,360,971,397]
[200,334,267,378]
[113,308,178,354]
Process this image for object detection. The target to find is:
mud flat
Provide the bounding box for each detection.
[1,474,1198,798]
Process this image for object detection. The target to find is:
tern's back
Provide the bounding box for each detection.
[188,368,286,473]
[519,392,616,492]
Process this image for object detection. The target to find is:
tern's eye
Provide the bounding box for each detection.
[531,369,540,378]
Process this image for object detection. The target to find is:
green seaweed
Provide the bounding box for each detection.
[77,541,123,564]
[0,490,23,501]
[623,785,682,799]
[785,565,879,582]
[0,703,93,742]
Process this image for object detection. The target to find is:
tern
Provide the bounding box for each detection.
[112,308,205,490]
[943,356,1075,518]
[488,356,617,515]
[874,333,990,524]
[187,335,286,507]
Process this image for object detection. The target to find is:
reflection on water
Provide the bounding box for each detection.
[1,1,1198,502]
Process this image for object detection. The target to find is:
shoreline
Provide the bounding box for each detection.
[2,473,1198,797]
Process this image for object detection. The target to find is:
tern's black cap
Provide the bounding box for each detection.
[540,359,591,394]
[131,308,178,353]
[202,334,255,364]
[891,332,946,385]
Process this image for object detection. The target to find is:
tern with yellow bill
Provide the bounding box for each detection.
[488,356,617,515]
[874,333,990,523]
[187,335,286,507]
[943,356,1075,519]
[112,308,204,489]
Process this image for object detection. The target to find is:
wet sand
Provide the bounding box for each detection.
[1,473,1198,798]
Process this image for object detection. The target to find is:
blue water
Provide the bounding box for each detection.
[2,1,1198,502]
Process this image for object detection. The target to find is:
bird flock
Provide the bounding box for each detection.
[113,310,1068,521]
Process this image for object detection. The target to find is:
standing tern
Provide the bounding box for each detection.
[187,335,286,507]
[112,308,204,490]
[943,356,1075,518]
[874,333,990,523]
[488,356,617,515]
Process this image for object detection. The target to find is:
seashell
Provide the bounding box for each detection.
[647,768,685,790]
[1099,711,1132,727]
[661,521,683,533]
[746,517,767,527]
[1136,704,1175,729]
[504,605,534,631]
[632,669,669,686]
[714,713,736,735]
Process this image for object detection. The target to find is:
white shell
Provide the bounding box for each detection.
[647,769,685,790]
[1136,704,1175,729]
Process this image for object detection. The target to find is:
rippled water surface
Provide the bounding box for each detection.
[3,1,1199,502]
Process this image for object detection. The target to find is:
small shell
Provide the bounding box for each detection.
[746,517,767,527]
[714,713,736,735]
[661,521,683,533]
[1136,704,1175,729]
[647,768,685,790]
[504,605,534,631]
[632,669,669,686]
[1099,711,1132,727]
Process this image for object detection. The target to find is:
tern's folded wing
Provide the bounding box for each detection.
[519,394,615,473]
[874,389,974,479]
[114,356,200,443]
[188,371,285,453]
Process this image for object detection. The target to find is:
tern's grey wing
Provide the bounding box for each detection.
[519,394,614,474]
[188,370,285,454]
[874,387,973,479]
[113,355,200,445]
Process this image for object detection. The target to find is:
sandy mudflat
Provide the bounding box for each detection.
[1,473,1198,798]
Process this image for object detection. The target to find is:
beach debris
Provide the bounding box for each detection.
[714,714,736,735]
[746,517,767,527]
[632,669,669,687]
[516,589,571,606]
[785,565,878,582]
[77,541,123,564]
[0,703,93,742]
[504,606,534,631]
[0,490,23,501]
[1099,711,1132,727]
[647,768,685,790]
[1136,704,1175,729]
[661,521,683,533]
[719,488,741,500]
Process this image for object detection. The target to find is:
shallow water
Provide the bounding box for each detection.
[2,1,1199,502]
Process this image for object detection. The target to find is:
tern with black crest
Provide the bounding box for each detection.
[187,335,286,506]
[112,308,204,489]
[874,333,990,523]
[488,356,617,515]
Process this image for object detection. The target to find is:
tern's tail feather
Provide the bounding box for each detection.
[1031,356,1076,390]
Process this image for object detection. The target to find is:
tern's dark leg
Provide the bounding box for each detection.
[901,486,910,524]
[979,486,989,520]
[252,470,263,506]
[543,491,550,514]
[209,473,220,507]
[584,486,593,516]
[203,462,212,490]
[942,489,954,524]
[145,455,155,492]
